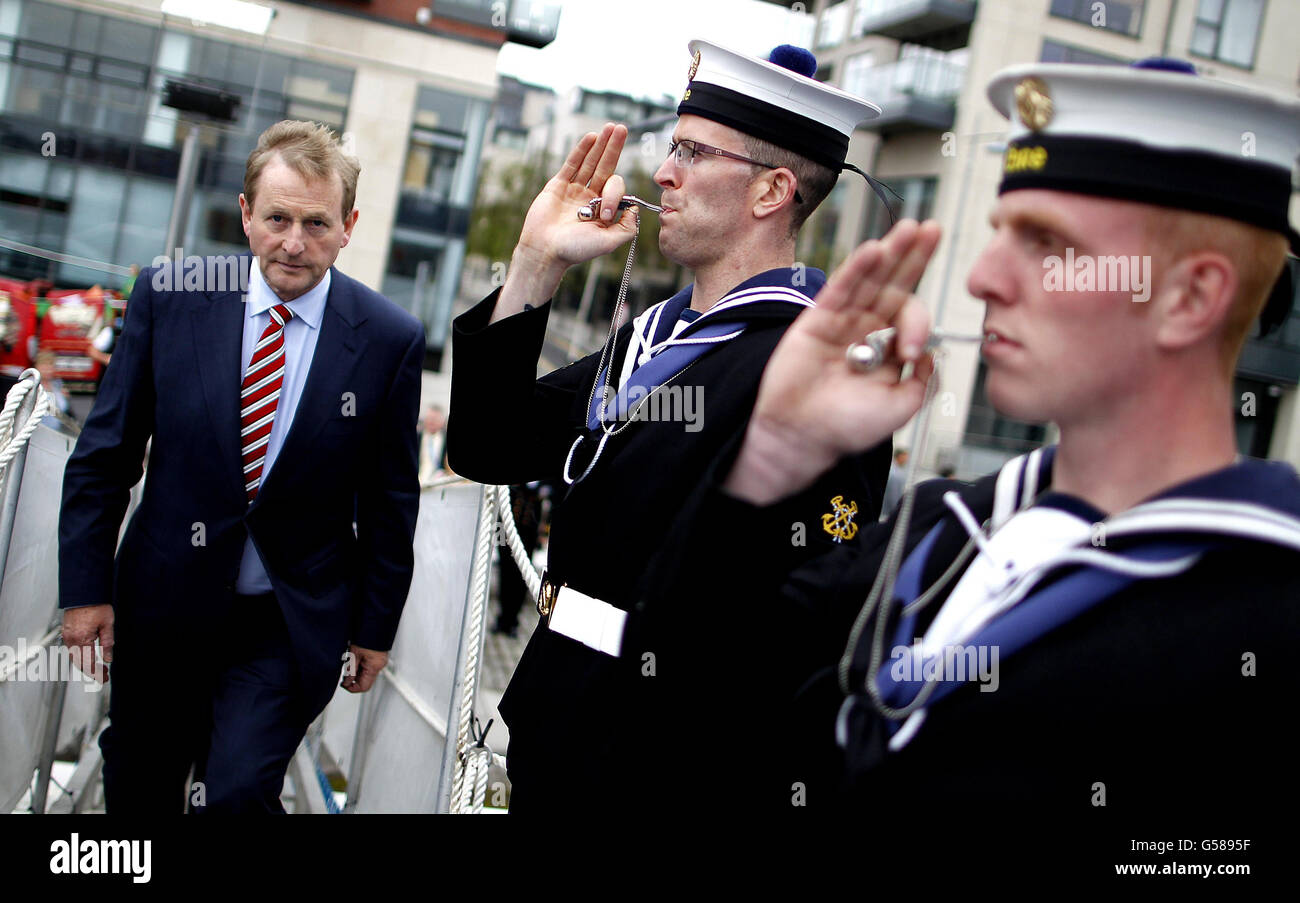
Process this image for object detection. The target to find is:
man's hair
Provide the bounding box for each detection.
[1144,208,1290,376]
[244,120,360,220]
[741,134,838,236]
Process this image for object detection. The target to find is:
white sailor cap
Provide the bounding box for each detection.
[677,39,880,171]
[987,57,1300,332]
[988,58,1299,247]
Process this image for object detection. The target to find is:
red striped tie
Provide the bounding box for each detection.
[240,303,294,502]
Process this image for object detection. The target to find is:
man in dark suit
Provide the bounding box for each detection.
[58,120,425,813]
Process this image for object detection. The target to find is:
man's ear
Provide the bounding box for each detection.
[239,193,252,238]
[1152,251,1237,352]
[751,168,799,223]
[340,208,360,248]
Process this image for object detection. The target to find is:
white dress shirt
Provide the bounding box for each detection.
[235,262,330,594]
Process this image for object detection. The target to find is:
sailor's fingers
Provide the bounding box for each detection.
[814,236,884,314]
[588,123,628,195]
[817,219,938,319]
[598,174,628,224]
[911,349,937,388]
[556,131,599,184]
[878,220,941,329]
[843,219,920,320]
[892,297,933,363]
[573,123,618,187]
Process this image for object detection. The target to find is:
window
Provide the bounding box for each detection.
[963,362,1049,454]
[841,51,876,100]
[1049,0,1145,37]
[864,175,936,240]
[434,0,496,28]
[817,2,849,49]
[402,135,464,202]
[1234,376,1281,457]
[62,167,126,274]
[1190,0,1265,68]
[1039,39,1127,64]
[413,85,470,134]
[382,236,445,323]
[17,1,74,45]
[799,179,848,272]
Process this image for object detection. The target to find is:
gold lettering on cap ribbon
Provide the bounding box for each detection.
[1004,146,1048,173]
[1015,77,1053,131]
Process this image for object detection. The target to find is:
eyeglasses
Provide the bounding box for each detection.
[666,138,804,204]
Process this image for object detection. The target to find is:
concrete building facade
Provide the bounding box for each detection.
[0,0,559,366]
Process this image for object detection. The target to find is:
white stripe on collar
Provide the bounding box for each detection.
[1105,498,1300,551]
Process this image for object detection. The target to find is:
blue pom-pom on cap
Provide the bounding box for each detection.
[1130,57,1198,74]
[768,44,817,79]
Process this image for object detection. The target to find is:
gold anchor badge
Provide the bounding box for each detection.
[1014,76,1054,131]
[822,495,859,543]
[682,50,701,102]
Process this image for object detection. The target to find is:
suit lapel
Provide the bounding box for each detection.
[192,286,249,504]
[252,269,367,506]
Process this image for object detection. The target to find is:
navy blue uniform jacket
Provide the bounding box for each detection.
[58,258,425,714]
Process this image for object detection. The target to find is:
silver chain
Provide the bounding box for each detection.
[581,210,640,430]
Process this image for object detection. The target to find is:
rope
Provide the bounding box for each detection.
[455,744,494,814]
[447,484,544,812]
[493,485,543,601]
[0,370,51,480]
[449,484,497,813]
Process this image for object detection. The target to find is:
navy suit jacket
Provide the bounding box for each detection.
[58,256,425,713]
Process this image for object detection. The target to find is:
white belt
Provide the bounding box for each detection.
[547,585,627,657]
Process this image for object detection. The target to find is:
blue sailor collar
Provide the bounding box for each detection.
[677,265,826,335]
[840,448,1300,753]
[993,445,1300,547]
[641,265,826,345]
[591,265,826,432]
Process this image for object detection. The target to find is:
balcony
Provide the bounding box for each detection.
[504,0,561,49]
[847,48,966,135]
[852,0,975,51]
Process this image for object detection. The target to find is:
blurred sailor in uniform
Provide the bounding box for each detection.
[637,58,1300,817]
[448,41,900,810]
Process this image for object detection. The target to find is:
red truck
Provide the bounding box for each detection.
[40,286,118,392]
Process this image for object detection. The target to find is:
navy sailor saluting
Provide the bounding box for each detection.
[447,40,898,811]
[637,57,1300,816]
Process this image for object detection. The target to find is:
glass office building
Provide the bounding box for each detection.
[0,0,496,365]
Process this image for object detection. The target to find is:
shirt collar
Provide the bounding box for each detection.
[246,259,329,329]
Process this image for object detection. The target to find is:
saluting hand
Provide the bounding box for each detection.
[724,219,943,505]
[493,123,638,322]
